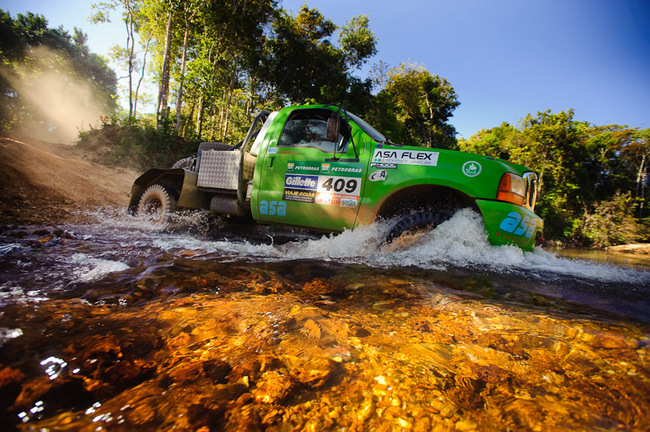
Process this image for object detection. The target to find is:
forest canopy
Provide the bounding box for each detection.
[0,3,647,247]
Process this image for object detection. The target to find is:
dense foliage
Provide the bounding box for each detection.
[459,111,649,246]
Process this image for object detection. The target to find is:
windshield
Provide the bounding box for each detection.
[345,111,387,143]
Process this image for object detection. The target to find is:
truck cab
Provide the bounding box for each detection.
[129,104,543,251]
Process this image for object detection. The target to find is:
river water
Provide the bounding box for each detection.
[0,209,648,431]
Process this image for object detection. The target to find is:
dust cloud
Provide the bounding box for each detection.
[0,46,108,144]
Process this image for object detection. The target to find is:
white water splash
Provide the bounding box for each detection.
[70,253,130,282]
[77,207,649,285]
[0,243,22,256]
[279,209,649,284]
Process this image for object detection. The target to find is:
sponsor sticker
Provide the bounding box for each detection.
[315,194,332,205]
[315,193,359,208]
[282,164,363,208]
[284,174,318,190]
[371,162,397,169]
[286,161,363,176]
[283,189,316,203]
[462,161,482,177]
[369,170,387,182]
[340,198,359,208]
[267,147,278,154]
[498,211,535,238]
[372,149,439,166]
[259,200,286,216]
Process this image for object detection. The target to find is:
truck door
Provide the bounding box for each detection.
[255,108,366,232]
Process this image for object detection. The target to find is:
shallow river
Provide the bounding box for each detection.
[1,210,649,431]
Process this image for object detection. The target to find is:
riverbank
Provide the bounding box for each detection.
[607,243,650,255]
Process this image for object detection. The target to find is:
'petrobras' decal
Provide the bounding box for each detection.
[285,161,362,176]
[284,174,318,190]
[372,149,439,166]
[330,166,363,174]
[369,170,387,182]
[498,211,536,239]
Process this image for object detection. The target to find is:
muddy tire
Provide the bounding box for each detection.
[385,210,452,244]
[171,156,195,170]
[137,184,177,224]
[198,142,232,152]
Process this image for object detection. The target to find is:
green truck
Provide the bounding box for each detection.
[129,104,543,250]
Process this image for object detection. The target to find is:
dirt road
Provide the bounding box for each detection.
[0,135,138,225]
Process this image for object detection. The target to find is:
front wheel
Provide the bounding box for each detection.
[385,210,452,246]
[137,184,177,224]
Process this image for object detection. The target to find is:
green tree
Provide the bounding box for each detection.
[581,191,648,247]
[369,63,459,149]
[338,15,377,69]
[259,5,376,105]
[459,110,648,245]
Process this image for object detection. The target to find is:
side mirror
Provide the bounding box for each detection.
[326,115,339,142]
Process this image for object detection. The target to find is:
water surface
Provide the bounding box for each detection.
[1,210,648,431]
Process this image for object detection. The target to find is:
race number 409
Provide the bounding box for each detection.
[318,176,361,196]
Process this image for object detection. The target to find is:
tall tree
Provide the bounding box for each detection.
[91,0,155,120]
[259,5,376,105]
[173,0,206,133]
[156,1,174,129]
[369,63,459,149]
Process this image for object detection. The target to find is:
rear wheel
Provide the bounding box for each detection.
[137,184,177,224]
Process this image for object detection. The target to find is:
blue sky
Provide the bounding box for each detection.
[2,0,649,138]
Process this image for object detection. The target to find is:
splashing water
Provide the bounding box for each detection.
[76,207,650,285]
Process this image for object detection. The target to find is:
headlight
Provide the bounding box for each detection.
[497,173,526,206]
[523,172,538,210]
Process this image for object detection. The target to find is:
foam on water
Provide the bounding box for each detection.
[0,243,22,256]
[69,253,130,282]
[79,207,650,285]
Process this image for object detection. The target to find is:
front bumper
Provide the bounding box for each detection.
[476,199,544,251]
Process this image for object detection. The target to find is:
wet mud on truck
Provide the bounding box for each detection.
[128,104,543,251]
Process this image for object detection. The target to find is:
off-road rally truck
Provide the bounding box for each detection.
[128,104,544,250]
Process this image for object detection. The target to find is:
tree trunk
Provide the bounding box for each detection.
[124,2,135,119]
[134,29,154,119]
[157,7,174,130]
[174,18,190,134]
[636,154,647,217]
